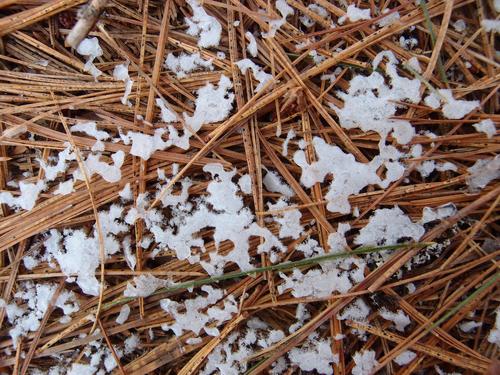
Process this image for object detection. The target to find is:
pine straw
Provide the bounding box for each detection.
[0,0,499,374]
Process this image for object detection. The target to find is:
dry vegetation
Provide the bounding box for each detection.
[0,0,498,374]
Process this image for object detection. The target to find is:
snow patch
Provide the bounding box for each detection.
[467,156,500,191]
[124,273,173,297]
[116,304,131,324]
[453,19,467,32]
[165,52,213,78]
[0,180,46,211]
[54,179,75,195]
[299,4,330,28]
[149,163,285,274]
[76,37,103,78]
[119,182,133,201]
[245,32,258,57]
[44,205,129,295]
[73,150,125,183]
[155,97,177,123]
[279,236,366,298]
[459,320,482,333]
[263,169,294,197]
[424,89,479,119]
[281,128,296,157]
[394,350,416,366]
[186,0,222,48]
[473,119,496,138]
[355,206,425,246]
[481,19,500,33]
[330,51,420,144]
[262,0,294,38]
[294,137,405,213]
[113,62,133,105]
[421,203,456,224]
[268,198,303,239]
[5,282,79,347]
[288,337,339,374]
[352,350,379,375]
[238,174,252,194]
[120,129,170,160]
[377,9,400,27]
[487,308,500,346]
[71,121,110,141]
[235,59,272,92]
[379,308,411,332]
[182,75,234,143]
[339,5,371,24]
[160,286,237,337]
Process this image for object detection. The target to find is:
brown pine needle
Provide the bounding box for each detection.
[0,0,498,374]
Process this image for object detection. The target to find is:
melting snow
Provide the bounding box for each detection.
[235,59,272,92]
[339,5,371,24]
[352,350,379,375]
[281,128,296,157]
[487,308,500,346]
[459,321,482,333]
[394,350,417,366]
[164,52,213,78]
[294,137,405,213]
[0,180,46,211]
[279,230,366,298]
[76,37,103,78]
[124,274,173,297]
[155,97,177,123]
[421,203,457,224]
[182,75,234,142]
[424,89,479,119]
[146,163,284,275]
[113,62,133,105]
[262,0,294,38]
[38,145,76,181]
[245,32,258,57]
[467,156,500,191]
[377,9,400,27]
[115,304,131,324]
[473,119,496,138]
[288,336,339,374]
[300,4,330,27]
[481,19,500,33]
[73,150,125,183]
[330,51,420,145]
[268,198,303,239]
[355,206,425,246]
[160,286,237,337]
[379,308,411,332]
[54,179,75,195]
[5,282,79,347]
[263,169,294,197]
[186,0,222,48]
[44,205,130,295]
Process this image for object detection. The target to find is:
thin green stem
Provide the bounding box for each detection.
[427,272,499,331]
[102,242,431,310]
[419,1,448,84]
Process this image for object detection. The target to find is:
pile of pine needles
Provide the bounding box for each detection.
[0,0,498,374]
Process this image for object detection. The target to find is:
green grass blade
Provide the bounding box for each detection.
[419,1,448,84]
[103,241,431,310]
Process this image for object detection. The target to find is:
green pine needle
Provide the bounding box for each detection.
[104,242,432,310]
[419,1,449,84]
[427,272,500,332]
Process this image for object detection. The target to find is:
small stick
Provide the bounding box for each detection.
[65,0,109,49]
